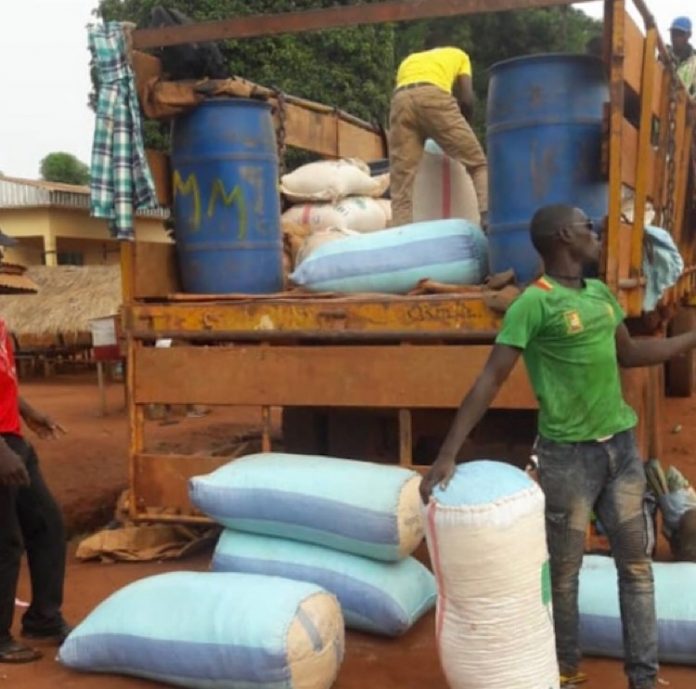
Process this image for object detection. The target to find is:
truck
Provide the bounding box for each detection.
[119,0,695,526]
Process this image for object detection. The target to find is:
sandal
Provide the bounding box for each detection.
[0,639,43,664]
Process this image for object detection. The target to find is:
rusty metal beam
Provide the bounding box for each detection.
[132,0,593,50]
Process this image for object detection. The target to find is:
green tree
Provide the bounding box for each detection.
[97,0,395,160]
[94,2,600,154]
[40,152,90,186]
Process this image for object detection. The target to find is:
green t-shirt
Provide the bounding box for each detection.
[496,276,637,442]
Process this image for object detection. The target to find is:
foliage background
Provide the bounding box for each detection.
[96,1,602,154]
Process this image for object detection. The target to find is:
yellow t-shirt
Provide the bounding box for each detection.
[396,47,472,94]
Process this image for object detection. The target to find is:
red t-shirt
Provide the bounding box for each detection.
[0,319,21,435]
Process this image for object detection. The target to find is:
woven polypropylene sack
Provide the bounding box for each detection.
[59,572,344,689]
[282,197,388,233]
[424,461,559,689]
[413,140,480,224]
[190,453,424,561]
[281,159,380,203]
[213,530,436,637]
[289,218,488,294]
[579,555,696,664]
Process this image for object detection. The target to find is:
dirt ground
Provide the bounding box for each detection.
[4,373,696,688]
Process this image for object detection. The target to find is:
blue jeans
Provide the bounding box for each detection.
[536,429,658,689]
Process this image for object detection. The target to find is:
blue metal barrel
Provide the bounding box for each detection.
[171,99,283,294]
[487,55,608,283]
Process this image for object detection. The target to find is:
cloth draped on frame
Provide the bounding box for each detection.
[88,22,158,240]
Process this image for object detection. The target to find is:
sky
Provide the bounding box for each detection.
[0,0,691,180]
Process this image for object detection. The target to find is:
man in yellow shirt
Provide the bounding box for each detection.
[389,45,488,227]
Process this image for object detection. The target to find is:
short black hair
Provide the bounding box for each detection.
[530,204,577,258]
[672,509,696,562]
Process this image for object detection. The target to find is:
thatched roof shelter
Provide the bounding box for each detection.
[0,265,121,338]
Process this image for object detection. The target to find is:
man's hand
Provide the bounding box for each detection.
[420,456,456,504]
[0,445,29,487]
[22,408,66,440]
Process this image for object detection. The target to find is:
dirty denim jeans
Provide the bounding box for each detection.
[536,429,658,689]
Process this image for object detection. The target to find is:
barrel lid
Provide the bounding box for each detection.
[489,52,604,75]
[198,97,272,110]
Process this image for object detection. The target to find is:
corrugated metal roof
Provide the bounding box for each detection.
[0,177,168,219]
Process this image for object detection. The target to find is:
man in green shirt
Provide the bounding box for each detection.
[421,204,696,689]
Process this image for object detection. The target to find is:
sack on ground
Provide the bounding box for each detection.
[290,218,488,294]
[190,453,424,561]
[579,554,696,664]
[282,197,388,233]
[424,461,559,689]
[281,159,380,203]
[213,530,436,637]
[413,140,480,224]
[59,572,344,689]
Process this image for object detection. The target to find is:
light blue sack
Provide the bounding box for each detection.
[190,453,424,562]
[59,572,344,689]
[213,530,436,637]
[289,218,488,293]
[579,555,696,664]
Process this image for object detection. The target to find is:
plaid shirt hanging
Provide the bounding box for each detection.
[88,22,158,240]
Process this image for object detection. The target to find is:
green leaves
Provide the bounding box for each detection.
[95,1,601,153]
[40,152,91,186]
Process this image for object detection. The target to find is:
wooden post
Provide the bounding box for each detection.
[399,408,412,467]
[97,361,107,417]
[261,406,272,453]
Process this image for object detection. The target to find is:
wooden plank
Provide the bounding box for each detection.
[132,453,228,515]
[132,241,180,299]
[605,0,626,292]
[128,339,145,521]
[651,59,665,117]
[650,66,671,211]
[337,119,385,160]
[133,345,537,409]
[628,27,657,316]
[621,119,638,190]
[623,12,645,94]
[671,92,691,250]
[127,294,503,339]
[132,0,593,49]
[145,149,172,206]
[282,101,385,160]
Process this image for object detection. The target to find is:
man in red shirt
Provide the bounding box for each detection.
[0,231,69,663]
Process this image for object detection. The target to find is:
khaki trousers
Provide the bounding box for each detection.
[388,84,488,227]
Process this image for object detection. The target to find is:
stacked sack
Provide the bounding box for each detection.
[281,158,391,235]
[413,139,480,225]
[579,555,696,665]
[59,572,344,689]
[290,218,488,294]
[191,452,438,637]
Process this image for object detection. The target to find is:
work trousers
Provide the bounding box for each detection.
[0,434,66,641]
[388,84,488,227]
[536,429,658,689]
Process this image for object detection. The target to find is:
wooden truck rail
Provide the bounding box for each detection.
[123,0,694,522]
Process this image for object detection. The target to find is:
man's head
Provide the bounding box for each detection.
[530,204,601,266]
[672,508,696,562]
[670,16,692,57]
